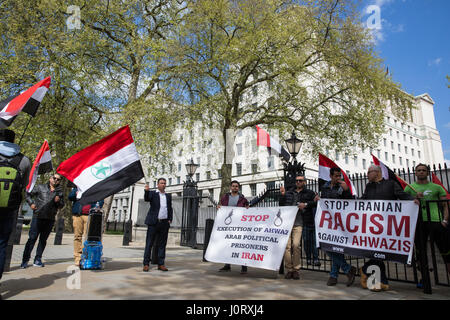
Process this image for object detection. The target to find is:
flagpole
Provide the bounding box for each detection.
[18,116,32,146]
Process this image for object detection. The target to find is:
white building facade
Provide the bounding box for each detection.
[111,92,445,224]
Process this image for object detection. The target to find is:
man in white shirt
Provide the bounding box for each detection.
[143,178,173,272]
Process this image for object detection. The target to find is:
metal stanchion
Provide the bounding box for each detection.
[53,217,65,245]
[122,219,133,246]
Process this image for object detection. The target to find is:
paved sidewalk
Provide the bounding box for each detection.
[1,232,450,300]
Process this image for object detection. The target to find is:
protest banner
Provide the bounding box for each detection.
[315,199,419,264]
[204,206,298,271]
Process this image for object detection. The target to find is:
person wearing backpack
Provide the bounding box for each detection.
[0,129,31,297]
[20,173,64,268]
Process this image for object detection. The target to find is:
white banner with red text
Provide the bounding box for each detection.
[204,206,298,271]
[315,199,419,264]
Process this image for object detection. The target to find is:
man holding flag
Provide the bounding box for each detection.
[317,165,357,287]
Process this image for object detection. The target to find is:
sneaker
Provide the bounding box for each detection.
[33,259,45,267]
[306,259,312,265]
[219,265,231,272]
[20,261,29,269]
[240,266,248,274]
[346,266,357,287]
[380,283,390,291]
[327,277,338,286]
[359,267,368,289]
[313,260,321,267]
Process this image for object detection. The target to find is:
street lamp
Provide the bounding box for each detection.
[185,158,199,181]
[182,158,200,248]
[283,131,305,191]
[285,131,303,159]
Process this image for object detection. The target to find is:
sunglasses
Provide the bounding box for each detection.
[52,177,61,181]
[296,179,305,182]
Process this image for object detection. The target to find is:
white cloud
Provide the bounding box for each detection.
[428,58,442,67]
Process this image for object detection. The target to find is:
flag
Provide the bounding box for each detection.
[256,125,290,162]
[371,154,408,189]
[318,153,357,197]
[0,77,51,128]
[26,140,53,193]
[432,173,450,199]
[57,125,144,205]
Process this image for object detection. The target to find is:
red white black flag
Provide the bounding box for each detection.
[371,154,408,189]
[318,153,357,197]
[26,140,53,193]
[432,173,450,199]
[57,125,144,205]
[256,125,290,162]
[0,77,51,128]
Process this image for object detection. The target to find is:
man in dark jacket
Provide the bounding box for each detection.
[360,165,418,291]
[318,167,356,286]
[279,175,318,280]
[69,187,104,266]
[21,173,64,268]
[218,180,249,273]
[0,129,31,297]
[143,178,173,272]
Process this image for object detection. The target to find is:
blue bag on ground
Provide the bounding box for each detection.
[80,207,104,269]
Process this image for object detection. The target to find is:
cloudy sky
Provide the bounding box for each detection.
[361,0,449,164]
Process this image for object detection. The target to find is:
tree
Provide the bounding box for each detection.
[163,0,414,196]
[0,0,115,230]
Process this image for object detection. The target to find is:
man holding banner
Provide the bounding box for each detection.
[360,165,417,291]
[318,167,357,287]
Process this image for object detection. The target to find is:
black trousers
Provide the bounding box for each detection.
[143,220,170,266]
[22,217,55,263]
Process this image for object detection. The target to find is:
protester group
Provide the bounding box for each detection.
[0,126,449,300]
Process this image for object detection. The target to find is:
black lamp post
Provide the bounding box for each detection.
[182,158,200,248]
[283,131,305,191]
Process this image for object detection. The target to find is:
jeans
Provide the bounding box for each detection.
[22,217,55,263]
[302,225,319,261]
[327,252,351,279]
[143,220,170,266]
[0,215,15,280]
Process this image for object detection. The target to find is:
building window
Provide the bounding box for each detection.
[392,154,396,164]
[267,156,274,170]
[250,184,257,197]
[178,162,182,171]
[411,148,415,157]
[218,169,222,178]
[410,137,413,144]
[416,139,419,146]
[206,171,211,180]
[406,159,410,168]
[266,181,275,190]
[354,156,357,167]
[399,157,403,166]
[195,173,200,181]
[398,144,401,152]
[251,163,258,174]
[418,150,421,159]
[396,131,400,139]
[345,153,349,164]
[236,143,243,156]
[385,152,388,161]
[414,128,417,135]
[236,163,242,176]
[413,160,416,167]
[335,151,340,161]
[377,149,381,158]
[391,141,394,150]
[383,138,387,147]
[208,188,214,197]
[405,146,408,154]
[389,129,393,136]
[362,159,367,170]
[177,177,181,184]
[168,178,172,186]
[403,134,406,142]
[153,181,157,188]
